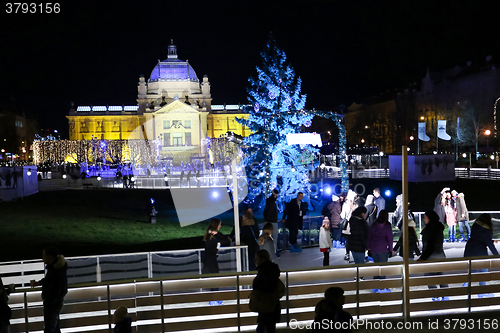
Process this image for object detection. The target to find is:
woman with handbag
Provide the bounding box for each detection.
[251,250,283,333]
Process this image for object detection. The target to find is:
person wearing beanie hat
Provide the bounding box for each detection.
[113,306,132,333]
[319,217,333,266]
[417,210,449,300]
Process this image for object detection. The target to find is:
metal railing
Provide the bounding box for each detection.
[0,246,249,289]
[6,256,500,332]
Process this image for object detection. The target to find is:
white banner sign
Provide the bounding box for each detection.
[286,132,323,147]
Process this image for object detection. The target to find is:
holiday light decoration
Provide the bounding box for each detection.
[33,139,159,166]
[237,39,317,201]
[235,39,349,201]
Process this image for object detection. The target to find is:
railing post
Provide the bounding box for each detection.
[285,272,290,328]
[402,145,410,322]
[24,291,29,333]
[467,259,472,312]
[96,257,101,283]
[356,266,360,319]
[198,250,203,275]
[148,252,153,279]
[160,281,165,333]
[107,285,112,333]
[236,275,241,332]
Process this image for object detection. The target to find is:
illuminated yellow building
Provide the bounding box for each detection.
[67,41,248,156]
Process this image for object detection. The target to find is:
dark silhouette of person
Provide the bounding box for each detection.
[12,169,19,189]
[31,247,68,333]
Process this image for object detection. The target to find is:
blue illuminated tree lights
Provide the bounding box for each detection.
[237,39,349,202]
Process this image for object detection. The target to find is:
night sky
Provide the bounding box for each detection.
[2,0,500,138]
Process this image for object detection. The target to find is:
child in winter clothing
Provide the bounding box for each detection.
[258,223,278,263]
[319,217,333,266]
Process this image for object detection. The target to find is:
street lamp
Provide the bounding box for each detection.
[485,129,491,149]
[361,139,365,144]
[379,151,384,169]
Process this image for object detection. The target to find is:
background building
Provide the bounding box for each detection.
[67,41,249,158]
[345,56,500,154]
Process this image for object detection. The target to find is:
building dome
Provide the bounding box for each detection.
[149,40,198,82]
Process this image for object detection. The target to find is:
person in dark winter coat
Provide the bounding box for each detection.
[464,214,499,292]
[264,189,280,253]
[31,247,68,333]
[433,187,449,225]
[348,207,368,264]
[283,192,308,252]
[253,250,282,333]
[417,210,449,299]
[322,195,342,247]
[0,278,12,333]
[312,287,352,333]
[113,306,132,333]
[364,195,377,228]
[393,220,421,260]
[464,214,499,257]
[373,188,385,218]
[240,210,260,271]
[203,218,230,274]
[367,210,393,290]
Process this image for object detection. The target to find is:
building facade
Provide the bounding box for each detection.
[67,41,249,157]
[345,56,500,153]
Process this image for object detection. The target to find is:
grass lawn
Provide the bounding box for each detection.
[0,188,235,261]
[1,178,499,262]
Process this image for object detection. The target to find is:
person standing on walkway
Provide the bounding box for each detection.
[463,213,499,296]
[258,223,278,264]
[253,250,282,333]
[365,195,378,228]
[433,187,449,226]
[0,278,12,333]
[264,189,280,256]
[319,217,333,266]
[348,207,368,265]
[241,210,260,271]
[453,191,470,242]
[283,192,307,253]
[323,194,342,248]
[373,188,385,218]
[367,210,393,292]
[393,220,421,260]
[341,190,356,260]
[202,218,230,274]
[417,210,449,301]
[31,246,68,333]
[444,192,457,242]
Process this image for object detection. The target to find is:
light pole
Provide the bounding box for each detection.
[485,129,491,149]
[379,151,384,169]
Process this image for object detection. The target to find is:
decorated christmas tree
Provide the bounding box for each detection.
[237,38,318,203]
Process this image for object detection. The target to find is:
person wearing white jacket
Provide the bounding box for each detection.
[319,217,333,266]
